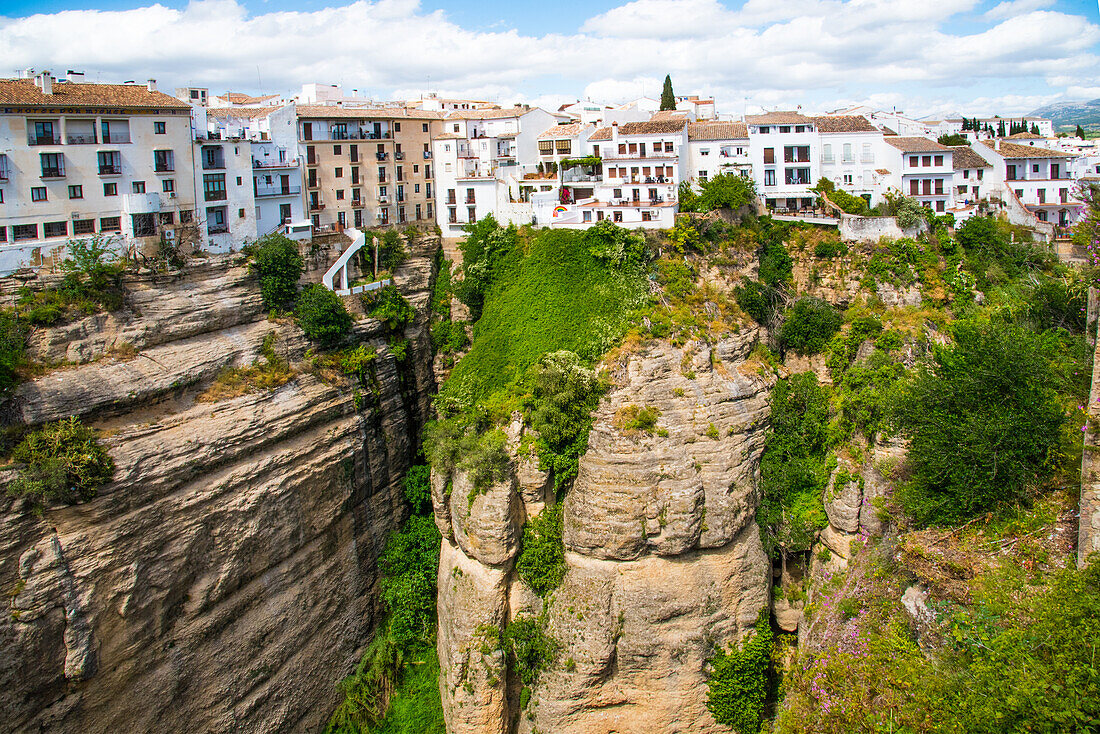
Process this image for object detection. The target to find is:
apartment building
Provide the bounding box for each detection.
[746,112,819,211]
[881,138,954,212]
[0,73,197,272]
[686,121,750,183]
[950,146,993,205]
[296,106,441,232]
[813,116,891,205]
[978,140,1080,226]
[534,122,597,202]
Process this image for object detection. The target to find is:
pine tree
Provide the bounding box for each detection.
[660,75,676,112]
[1031,123,1040,136]
[1077,124,1086,139]
[998,120,1006,137]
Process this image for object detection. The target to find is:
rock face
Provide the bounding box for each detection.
[1080,335,1100,564]
[434,332,774,734]
[0,240,438,733]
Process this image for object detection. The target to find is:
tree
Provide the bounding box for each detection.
[379,229,408,273]
[295,283,352,346]
[937,133,968,146]
[698,173,757,212]
[248,233,304,311]
[1077,124,1086,139]
[706,614,773,733]
[455,215,517,321]
[997,120,1006,137]
[892,320,1065,526]
[659,75,676,111]
[779,297,843,355]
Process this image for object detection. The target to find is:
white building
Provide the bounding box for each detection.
[881,137,955,212]
[0,73,198,272]
[530,122,597,208]
[813,115,890,205]
[949,145,993,205]
[676,96,716,121]
[686,120,750,183]
[193,134,258,252]
[746,112,819,212]
[976,139,1081,226]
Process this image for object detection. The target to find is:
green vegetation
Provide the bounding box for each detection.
[680,174,758,213]
[363,286,414,331]
[779,298,843,355]
[813,178,869,215]
[198,332,294,402]
[892,320,1067,526]
[17,236,126,327]
[516,502,566,596]
[936,133,969,146]
[247,233,303,312]
[326,463,444,734]
[660,74,676,111]
[705,613,773,733]
[379,229,409,274]
[296,283,353,347]
[0,310,28,394]
[502,616,558,685]
[613,404,661,435]
[429,254,469,361]
[7,416,114,507]
[454,215,518,322]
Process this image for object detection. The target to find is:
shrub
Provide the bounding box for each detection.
[780,298,843,355]
[516,502,566,596]
[455,215,518,321]
[295,283,352,347]
[380,229,408,273]
[0,310,27,394]
[380,514,441,648]
[339,344,378,383]
[584,220,646,265]
[364,285,414,331]
[502,616,557,686]
[9,417,114,505]
[735,279,774,324]
[460,429,511,494]
[758,235,793,287]
[613,404,661,435]
[892,320,1065,526]
[813,239,849,258]
[248,233,303,311]
[403,463,432,515]
[697,173,757,212]
[706,613,773,733]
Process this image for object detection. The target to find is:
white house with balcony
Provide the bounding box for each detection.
[530,122,597,207]
[976,139,1082,227]
[813,116,890,206]
[746,112,819,212]
[687,121,750,184]
[949,145,993,208]
[0,73,198,272]
[881,138,955,213]
[192,135,257,252]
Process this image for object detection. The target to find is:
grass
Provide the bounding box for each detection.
[443,228,647,403]
[368,647,445,734]
[197,333,293,403]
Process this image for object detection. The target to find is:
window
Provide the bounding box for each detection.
[700,148,710,156]
[963,169,969,179]
[132,213,155,236]
[154,149,174,172]
[334,145,342,155]
[538,140,554,154]
[822,144,833,163]
[159,212,175,226]
[936,200,945,212]
[31,187,47,201]
[934,155,943,166]
[921,156,931,167]
[238,208,245,218]
[414,183,420,193]
[763,148,775,164]
[180,210,193,223]
[422,123,429,133]
[784,146,810,163]
[44,221,67,238]
[1032,164,1040,173]
[203,173,226,201]
[104,182,118,196]
[335,167,343,178]
[468,205,476,221]
[154,121,166,134]
[0,228,5,242]
[13,224,38,241]
[1037,189,1046,204]
[779,126,791,134]
[162,179,175,193]
[98,151,121,175]
[40,153,64,178]
[336,189,345,200]
[842,143,853,163]
[394,122,401,132]
[699,171,708,182]
[842,174,853,185]
[68,185,83,199]
[784,168,810,185]
[132,181,146,193]
[206,207,228,234]
[427,203,433,218]
[453,123,460,133]
[764,169,776,187]
[73,219,95,235]
[910,179,919,195]
[415,203,422,219]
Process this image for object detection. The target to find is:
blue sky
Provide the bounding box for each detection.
[1,0,1098,117]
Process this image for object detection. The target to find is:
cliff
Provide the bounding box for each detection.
[433,332,774,734]
[0,238,438,733]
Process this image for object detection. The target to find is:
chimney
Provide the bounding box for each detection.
[611,120,619,145]
[147,79,157,92]
[36,71,53,95]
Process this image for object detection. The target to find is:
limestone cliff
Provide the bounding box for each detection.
[0,238,437,733]
[433,331,774,734]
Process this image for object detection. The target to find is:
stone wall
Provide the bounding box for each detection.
[0,239,438,733]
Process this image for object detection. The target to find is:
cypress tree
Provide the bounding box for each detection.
[660,75,676,111]
[1077,124,1086,139]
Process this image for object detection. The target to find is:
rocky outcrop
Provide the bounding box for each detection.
[0,238,438,733]
[434,331,774,734]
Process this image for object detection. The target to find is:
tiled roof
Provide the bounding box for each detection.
[745,111,812,125]
[218,92,281,105]
[589,119,688,141]
[1006,131,1042,139]
[687,121,748,141]
[650,110,690,122]
[883,136,952,153]
[875,168,891,175]
[0,78,189,109]
[207,106,279,120]
[445,108,528,120]
[813,115,877,133]
[432,132,465,140]
[538,122,589,140]
[882,126,898,136]
[950,146,992,170]
[296,105,443,120]
[982,140,1076,159]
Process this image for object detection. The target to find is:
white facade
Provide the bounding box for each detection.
[975,140,1082,227]
[194,138,258,252]
[814,117,891,206]
[747,113,819,210]
[881,138,955,212]
[686,121,750,183]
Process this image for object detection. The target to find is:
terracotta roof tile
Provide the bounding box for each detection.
[812,115,878,133]
[445,108,528,120]
[0,78,189,109]
[745,111,812,125]
[589,119,688,141]
[207,106,280,120]
[538,122,589,140]
[949,145,992,170]
[650,110,690,122]
[883,136,952,153]
[687,121,748,141]
[296,105,443,120]
[982,140,1076,159]
[217,92,281,105]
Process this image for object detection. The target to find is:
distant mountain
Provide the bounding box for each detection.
[1028,99,1100,131]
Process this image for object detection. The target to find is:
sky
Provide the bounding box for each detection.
[1,0,1098,119]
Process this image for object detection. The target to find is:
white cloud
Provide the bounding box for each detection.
[983,0,1055,21]
[0,0,1096,116]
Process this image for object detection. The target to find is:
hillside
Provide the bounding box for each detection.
[1029,97,1100,132]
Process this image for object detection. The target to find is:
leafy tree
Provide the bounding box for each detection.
[892,320,1066,526]
[706,613,773,733]
[660,74,676,111]
[583,220,646,266]
[380,229,408,273]
[380,514,441,648]
[698,173,757,212]
[779,298,843,355]
[9,417,114,506]
[0,310,27,395]
[678,180,700,212]
[937,133,968,146]
[735,279,774,324]
[295,283,352,347]
[516,502,566,596]
[249,233,303,311]
[363,285,414,331]
[455,215,517,321]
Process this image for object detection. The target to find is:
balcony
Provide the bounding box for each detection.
[608,175,672,185]
[102,133,131,144]
[204,191,227,202]
[604,150,677,160]
[208,224,229,235]
[67,134,98,145]
[40,167,65,179]
[28,134,61,146]
[465,197,476,205]
[253,158,299,169]
[0,169,8,182]
[255,184,301,198]
[309,202,325,212]
[423,151,432,159]
[379,195,389,204]
[155,164,175,173]
[394,151,405,160]
[446,196,456,205]
[378,174,387,183]
[376,152,389,161]
[99,164,122,176]
[202,161,226,170]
